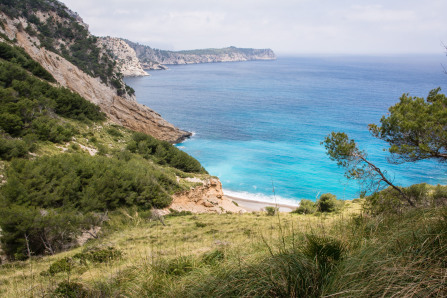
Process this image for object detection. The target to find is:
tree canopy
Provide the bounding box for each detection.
[323,132,413,206]
[323,88,447,207]
[369,88,447,163]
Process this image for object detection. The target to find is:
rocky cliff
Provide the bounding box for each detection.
[168,178,245,214]
[123,39,276,70]
[0,1,190,143]
[99,36,148,77]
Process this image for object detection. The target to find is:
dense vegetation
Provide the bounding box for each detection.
[0,0,134,96]
[127,132,206,174]
[0,41,104,160]
[0,42,55,82]
[0,41,207,261]
[0,153,181,259]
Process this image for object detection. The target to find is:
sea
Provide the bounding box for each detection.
[125,55,447,206]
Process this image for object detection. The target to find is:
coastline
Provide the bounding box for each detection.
[224,195,298,212]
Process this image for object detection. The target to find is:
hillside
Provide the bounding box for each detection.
[0,198,445,297]
[123,39,276,70]
[0,37,243,259]
[0,0,246,265]
[0,0,189,143]
[99,37,148,77]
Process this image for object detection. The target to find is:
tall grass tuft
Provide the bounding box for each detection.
[323,207,447,297]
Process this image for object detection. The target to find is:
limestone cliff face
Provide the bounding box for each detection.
[123,39,276,70]
[99,37,148,77]
[0,14,190,143]
[168,178,246,214]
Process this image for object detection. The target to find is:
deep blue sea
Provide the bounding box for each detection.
[125,56,447,205]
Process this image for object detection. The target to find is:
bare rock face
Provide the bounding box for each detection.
[0,14,190,143]
[99,37,148,77]
[168,178,246,214]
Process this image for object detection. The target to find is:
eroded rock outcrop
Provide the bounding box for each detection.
[0,14,190,143]
[99,37,148,77]
[168,178,246,214]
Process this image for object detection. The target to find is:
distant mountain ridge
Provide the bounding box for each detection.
[122,39,276,70]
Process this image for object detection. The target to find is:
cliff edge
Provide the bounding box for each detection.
[99,36,148,77]
[123,39,276,70]
[168,178,246,214]
[0,3,190,143]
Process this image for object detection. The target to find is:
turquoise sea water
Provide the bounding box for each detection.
[125,56,447,205]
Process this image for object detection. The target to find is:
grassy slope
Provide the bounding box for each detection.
[0,201,363,297]
[1,200,444,297]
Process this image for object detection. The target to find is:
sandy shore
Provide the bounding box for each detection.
[224,195,299,212]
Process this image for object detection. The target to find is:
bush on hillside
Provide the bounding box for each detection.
[364,184,447,215]
[0,206,85,259]
[265,206,278,216]
[0,42,55,82]
[127,132,207,174]
[0,153,183,259]
[0,136,31,160]
[317,193,344,213]
[293,199,317,214]
[1,154,179,211]
[0,53,105,160]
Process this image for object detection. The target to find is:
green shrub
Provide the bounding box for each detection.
[0,113,23,135]
[74,246,122,264]
[0,154,183,258]
[195,222,206,228]
[1,154,179,211]
[365,184,447,215]
[0,137,30,160]
[128,132,206,173]
[47,257,74,276]
[53,281,88,298]
[106,127,123,138]
[0,55,104,160]
[0,42,55,82]
[167,209,192,217]
[433,184,447,205]
[303,235,345,274]
[317,193,343,213]
[265,206,278,216]
[405,183,430,204]
[31,116,76,143]
[0,206,83,259]
[70,143,80,151]
[293,199,317,214]
[96,144,108,156]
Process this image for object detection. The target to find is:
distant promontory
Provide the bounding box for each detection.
[103,37,276,73]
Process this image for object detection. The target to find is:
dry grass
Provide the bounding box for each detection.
[0,202,362,297]
[2,201,444,297]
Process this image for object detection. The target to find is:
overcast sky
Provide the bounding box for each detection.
[61,0,447,55]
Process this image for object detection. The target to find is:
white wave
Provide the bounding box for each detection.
[223,189,300,207]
